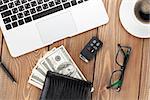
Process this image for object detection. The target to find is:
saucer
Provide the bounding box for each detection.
[119,0,150,38]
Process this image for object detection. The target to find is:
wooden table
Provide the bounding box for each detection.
[0,0,150,100]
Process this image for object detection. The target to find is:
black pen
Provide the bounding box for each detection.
[0,62,17,83]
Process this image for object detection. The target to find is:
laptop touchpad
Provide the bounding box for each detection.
[36,12,77,44]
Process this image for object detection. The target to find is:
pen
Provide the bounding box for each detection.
[0,62,17,83]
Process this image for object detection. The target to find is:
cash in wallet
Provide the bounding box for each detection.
[40,71,93,100]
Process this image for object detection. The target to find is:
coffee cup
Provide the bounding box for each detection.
[119,0,150,38]
[134,0,150,24]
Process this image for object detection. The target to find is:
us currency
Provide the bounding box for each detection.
[28,45,86,89]
[28,69,45,89]
[28,48,56,88]
[44,45,86,80]
[32,48,56,76]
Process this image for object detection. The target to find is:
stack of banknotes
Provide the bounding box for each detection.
[28,45,86,89]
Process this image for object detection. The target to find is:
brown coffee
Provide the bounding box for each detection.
[134,0,150,24]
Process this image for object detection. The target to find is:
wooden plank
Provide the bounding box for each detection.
[138,39,150,100]
[0,39,48,100]
[92,0,143,100]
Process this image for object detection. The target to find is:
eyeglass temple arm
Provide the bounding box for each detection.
[122,48,131,68]
[116,44,131,66]
[118,49,131,84]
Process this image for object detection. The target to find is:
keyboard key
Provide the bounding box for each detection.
[0,0,3,5]
[63,2,71,9]
[78,0,83,4]
[48,1,54,7]
[71,0,77,6]
[0,0,85,29]
[18,5,24,11]
[1,10,12,18]
[8,2,14,8]
[44,0,49,2]
[3,17,11,24]
[21,0,27,4]
[24,10,30,16]
[54,0,61,5]
[42,3,48,9]
[12,21,18,28]
[14,0,21,6]
[12,8,18,14]
[24,3,31,9]
[37,0,43,4]
[30,8,36,14]
[32,5,63,20]
[3,0,9,3]
[30,1,37,7]
[24,16,32,23]
[61,0,67,3]
[11,15,17,21]
[17,12,24,18]
[5,24,12,30]
[0,5,8,12]
[36,5,42,12]
[18,19,24,25]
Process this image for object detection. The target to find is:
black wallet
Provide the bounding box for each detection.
[40,71,93,100]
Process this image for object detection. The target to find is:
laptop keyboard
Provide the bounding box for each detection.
[0,0,88,30]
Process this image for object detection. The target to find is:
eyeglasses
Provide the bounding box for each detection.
[107,44,132,92]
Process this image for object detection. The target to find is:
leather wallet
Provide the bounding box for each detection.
[40,71,93,100]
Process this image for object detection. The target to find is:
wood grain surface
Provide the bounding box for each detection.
[138,39,150,100]
[0,0,149,100]
[92,0,144,100]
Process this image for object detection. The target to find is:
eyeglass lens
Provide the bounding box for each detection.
[110,70,122,89]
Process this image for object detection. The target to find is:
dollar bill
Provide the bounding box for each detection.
[28,70,45,89]
[44,45,86,80]
[32,48,56,76]
[33,64,47,76]
[28,45,86,89]
[28,78,43,89]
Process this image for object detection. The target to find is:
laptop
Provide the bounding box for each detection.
[0,0,109,57]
